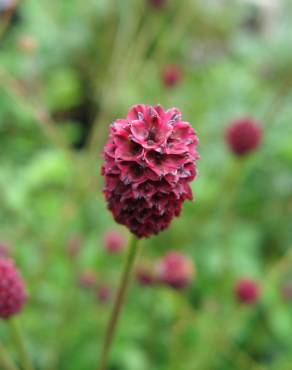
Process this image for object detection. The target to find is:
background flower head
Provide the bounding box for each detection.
[156,251,195,289]
[226,118,263,156]
[0,258,28,319]
[103,230,126,254]
[235,278,260,304]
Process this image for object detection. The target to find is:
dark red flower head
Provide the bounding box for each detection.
[157,251,195,289]
[0,258,27,320]
[235,278,260,304]
[102,104,199,238]
[103,230,125,254]
[226,118,263,156]
[147,0,168,10]
[162,64,183,88]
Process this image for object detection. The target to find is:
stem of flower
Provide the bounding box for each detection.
[8,319,34,370]
[98,235,140,370]
[0,341,19,370]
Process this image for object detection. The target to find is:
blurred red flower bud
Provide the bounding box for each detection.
[162,64,183,88]
[157,251,195,289]
[226,118,263,156]
[235,278,260,304]
[104,230,126,254]
[0,258,28,319]
[96,284,112,304]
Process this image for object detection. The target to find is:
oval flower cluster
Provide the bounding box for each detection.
[157,251,195,289]
[226,118,262,156]
[102,104,199,238]
[0,258,27,320]
[235,278,260,304]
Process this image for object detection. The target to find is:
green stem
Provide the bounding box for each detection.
[98,235,140,370]
[0,341,19,370]
[8,319,34,370]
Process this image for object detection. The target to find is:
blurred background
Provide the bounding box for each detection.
[0,0,292,369]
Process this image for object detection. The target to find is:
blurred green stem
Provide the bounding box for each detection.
[8,319,34,370]
[0,341,19,370]
[98,235,140,370]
